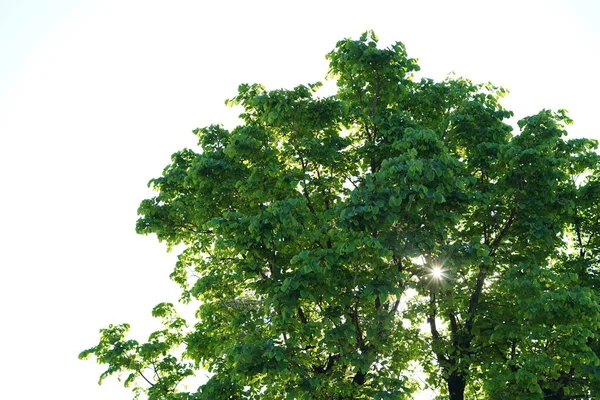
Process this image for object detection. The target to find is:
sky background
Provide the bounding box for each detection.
[0,0,599,398]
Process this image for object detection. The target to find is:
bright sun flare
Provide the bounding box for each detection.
[431,266,444,279]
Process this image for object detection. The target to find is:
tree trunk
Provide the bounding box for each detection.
[447,372,466,400]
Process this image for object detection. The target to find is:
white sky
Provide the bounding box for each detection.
[0,1,598,398]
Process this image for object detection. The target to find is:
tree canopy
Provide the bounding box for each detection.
[80,32,600,399]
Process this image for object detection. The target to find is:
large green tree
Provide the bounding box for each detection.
[80,32,600,399]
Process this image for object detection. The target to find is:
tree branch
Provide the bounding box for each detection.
[350,305,366,352]
[313,353,341,374]
[297,153,316,214]
[297,306,308,324]
[448,311,458,336]
[428,291,449,365]
[137,367,155,387]
[489,206,517,256]
[466,265,487,333]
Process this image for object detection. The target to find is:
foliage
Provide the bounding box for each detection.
[80,32,600,399]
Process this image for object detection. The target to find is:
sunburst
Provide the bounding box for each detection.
[430,265,446,280]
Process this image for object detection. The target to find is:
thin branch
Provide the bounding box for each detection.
[152,362,163,381]
[137,368,155,387]
[466,265,487,333]
[489,206,517,256]
[586,228,597,250]
[428,292,441,341]
[298,153,316,214]
[350,303,366,352]
[390,298,401,314]
[465,206,517,334]
[448,311,458,336]
[428,291,449,365]
[345,174,359,189]
[482,222,489,247]
[297,306,308,324]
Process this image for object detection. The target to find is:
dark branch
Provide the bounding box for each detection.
[489,206,517,255]
[313,353,341,374]
[428,291,449,365]
[297,306,308,324]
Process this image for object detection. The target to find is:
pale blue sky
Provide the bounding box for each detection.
[0,1,598,398]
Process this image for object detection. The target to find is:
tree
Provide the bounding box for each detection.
[80,32,600,399]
